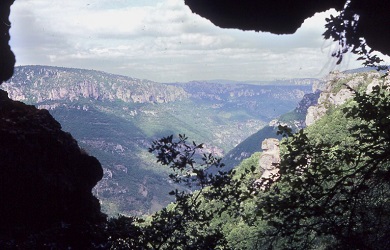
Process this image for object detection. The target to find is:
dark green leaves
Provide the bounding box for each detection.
[259,82,390,249]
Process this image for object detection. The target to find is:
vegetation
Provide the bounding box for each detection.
[3,69,389,249]
[3,65,311,215]
[257,83,390,249]
[103,79,390,249]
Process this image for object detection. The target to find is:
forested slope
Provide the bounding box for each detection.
[102,70,390,249]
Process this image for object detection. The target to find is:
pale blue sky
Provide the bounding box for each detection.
[9,0,385,82]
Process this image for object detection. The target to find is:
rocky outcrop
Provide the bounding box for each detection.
[305,71,390,126]
[305,105,327,127]
[0,0,15,83]
[258,138,280,183]
[0,89,105,233]
[295,90,321,115]
[305,71,379,126]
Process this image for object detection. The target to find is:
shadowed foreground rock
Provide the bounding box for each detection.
[185,0,390,56]
[0,0,15,83]
[0,89,105,240]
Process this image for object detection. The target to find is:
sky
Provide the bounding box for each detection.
[9,0,389,83]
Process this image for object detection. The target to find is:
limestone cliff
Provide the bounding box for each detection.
[3,66,188,104]
[305,71,384,126]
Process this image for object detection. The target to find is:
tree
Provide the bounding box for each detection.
[109,134,244,249]
[257,83,390,249]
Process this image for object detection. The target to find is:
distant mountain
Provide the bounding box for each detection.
[2,65,316,216]
[181,78,320,86]
[342,66,388,74]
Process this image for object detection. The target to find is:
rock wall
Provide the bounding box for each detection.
[305,71,372,126]
[0,89,105,233]
[0,0,15,83]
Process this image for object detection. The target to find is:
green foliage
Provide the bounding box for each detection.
[105,135,231,249]
[12,79,384,250]
[105,82,390,248]
[90,81,390,250]
[30,79,385,249]
[5,66,313,216]
[258,84,390,249]
[105,135,263,249]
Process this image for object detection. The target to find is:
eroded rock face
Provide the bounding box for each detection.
[3,66,189,104]
[259,138,280,181]
[305,72,357,126]
[0,90,105,232]
[305,71,390,126]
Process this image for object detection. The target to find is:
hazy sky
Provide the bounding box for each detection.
[9,0,388,83]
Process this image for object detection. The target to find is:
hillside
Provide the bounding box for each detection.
[121,69,390,249]
[223,69,383,170]
[223,89,321,169]
[2,65,314,215]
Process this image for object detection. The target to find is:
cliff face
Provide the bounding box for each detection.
[4,66,188,104]
[305,71,383,126]
[0,89,104,233]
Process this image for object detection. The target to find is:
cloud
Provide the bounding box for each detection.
[10,0,384,82]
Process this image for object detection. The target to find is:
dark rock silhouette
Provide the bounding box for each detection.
[185,0,343,34]
[0,89,105,233]
[0,0,15,83]
[0,3,105,246]
[185,0,390,56]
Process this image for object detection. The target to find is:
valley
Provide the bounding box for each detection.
[2,65,317,215]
